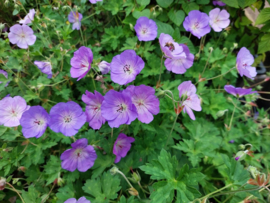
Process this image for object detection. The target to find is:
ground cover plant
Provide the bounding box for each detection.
[0,0,270,202]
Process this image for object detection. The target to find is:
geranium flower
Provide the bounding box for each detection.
[82,90,106,130]
[98,61,110,74]
[68,11,83,30]
[213,0,226,6]
[70,46,93,81]
[134,16,157,41]
[164,44,194,74]
[34,61,53,78]
[101,90,138,128]
[209,8,230,32]
[20,106,50,138]
[61,138,97,172]
[0,69,9,87]
[110,50,144,85]
[89,0,102,3]
[8,24,36,49]
[236,47,257,79]
[0,96,29,127]
[113,133,135,163]
[49,101,86,137]
[183,10,211,39]
[64,197,90,203]
[19,9,35,25]
[224,85,257,97]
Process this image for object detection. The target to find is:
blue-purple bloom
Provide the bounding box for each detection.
[64,197,90,203]
[70,46,93,81]
[213,0,226,6]
[101,90,138,128]
[209,8,230,32]
[34,61,53,78]
[19,9,35,25]
[61,138,97,172]
[123,85,160,124]
[0,69,9,87]
[164,44,194,74]
[49,101,86,137]
[89,0,102,3]
[224,85,257,97]
[20,106,50,138]
[113,133,135,163]
[82,90,106,130]
[229,140,235,143]
[183,10,211,39]
[134,16,157,41]
[68,11,83,30]
[98,61,110,74]
[110,50,144,85]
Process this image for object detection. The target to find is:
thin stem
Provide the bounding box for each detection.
[257,91,270,94]
[259,97,270,101]
[206,67,235,81]
[245,184,270,200]
[189,32,191,39]
[165,114,178,148]
[202,48,213,76]
[210,186,260,198]
[228,106,236,130]
[44,79,67,87]
[81,13,96,22]
[92,77,96,90]
[6,182,26,203]
[138,182,150,194]
[158,55,164,84]
[41,183,55,203]
[80,28,85,46]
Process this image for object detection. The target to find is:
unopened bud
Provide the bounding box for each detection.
[158,7,163,12]
[235,150,247,161]
[227,97,232,102]
[0,177,6,190]
[208,47,213,52]
[233,43,238,48]
[110,166,119,175]
[247,166,260,179]
[222,47,228,54]
[0,23,5,30]
[131,171,141,183]
[195,53,200,59]
[153,11,157,18]
[238,144,245,150]
[129,23,134,31]
[222,32,228,38]
[57,177,65,186]
[216,109,228,118]
[128,188,139,196]
[156,90,165,98]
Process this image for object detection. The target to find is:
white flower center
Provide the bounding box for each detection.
[64,115,72,123]
[116,103,127,113]
[123,64,133,75]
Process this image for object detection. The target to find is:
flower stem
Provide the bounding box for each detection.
[81,13,96,22]
[206,67,235,81]
[41,182,56,203]
[202,48,213,76]
[80,28,85,46]
[157,55,164,85]
[165,114,178,148]
[6,182,26,203]
[92,76,96,90]
[228,105,236,130]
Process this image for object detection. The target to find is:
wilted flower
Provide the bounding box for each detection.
[213,0,226,6]
[49,101,86,137]
[19,9,35,25]
[209,8,230,32]
[0,96,29,127]
[82,90,106,130]
[0,177,6,190]
[0,69,9,87]
[248,173,270,187]
[68,11,83,30]
[110,50,145,85]
[98,61,110,74]
[101,90,138,128]
[34,61,53,78]
[61,138,97,172]
[134,16,157,41]
[20,106,50,138]
[113,133,135,163]
[70,46,93,81]
[128,188,139,196]
[89,0,102,3]
[224,85,257,97]
[183,10,211,39]
[8,24,36,49]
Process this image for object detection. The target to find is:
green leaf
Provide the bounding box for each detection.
[83,171,121,203]
[137,0,150,6]
[102,0,123,15]
[237,0,256,8]
[56,184,75,203]
[156,0,173,8]
[182,2,199,14]
[120,37,138,51]
[220,0,239,8]
[196,0,210,4]
[155,20,174,37]
[5,56,22,70]
[43,155,62,185]
[168,9,185,26]
[101,27,124,50]
[21,185,42,203]
[0,126,7,136]
[132,9,151,19]
[258,34,270,54]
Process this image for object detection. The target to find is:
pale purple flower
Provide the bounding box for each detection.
[123,85,160,124]
[236,47,257,79]
[164,44,194,74]
[0,69,9,87]
[98,61,110,74]
[34,61,53,78]
[101,90,138,128]
[68,11,83,30]
[82,90,106,130]
[0,96,29,127]
[20,106,50,138]
[159,33,186,59]
[209,8,230,32]
[178,81,202,120]
[110,50,144,85]
[229,140,235,143]
[213,0,226,6]
[89,0,102,3]
[70,46,93,81]
[19,9,35,25]
[134,16,157,41]
[113,133,135,163]
[183,10,211,39]
[61,138,97,172]
[64,197,90,203]
[49,101,86,137]
[8,24,36,49]
[224,85,257,97]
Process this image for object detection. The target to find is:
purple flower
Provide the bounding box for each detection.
[229,140,235,143]
[159,33,186,59]
[123,85,160,124]
[101,90,138,128]
[82,90,106,130]
[178,81,202,120]
[209,8,230,32]
[0,69,9,87]
[64,197,90,203]
[34,61,53,78]
[183,10,211,39]
[49,101,86,137]
[236,47,257,79]
[164,44,194,74]
[134,16,157,41]
[213,0,226,6]
[20,106,50,138]
[0,96,29,127]
[61,138,97,172]
[70,46,93,81]
[89,0,102,3]
[68,11,83,30]
[113,133,135,163]
[224,85,257,97]
[19,9,35,25]
[110,50,144,85]
[98,61,110,74]
[8,24,36,49]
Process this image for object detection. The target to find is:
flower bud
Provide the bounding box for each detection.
[233,43,238,48]
[216,109,228,118]
[57,177,65,186]
[153,11,157,18]
[222,47,228,54]
[0,177,6,190]
[195,53,200,60]
[247,166,260,179]
[128,188,139,196]
[158,7,163,12]
[234,150,246,161]
[131,171,141,183]
[110,166,119,175]
[156,90,165,98]
[208,47,213,52]
[0,23,5,31]
[238,144,245,150]
[129,23,134,31]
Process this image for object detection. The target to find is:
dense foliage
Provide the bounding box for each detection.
[0,0,270,203]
